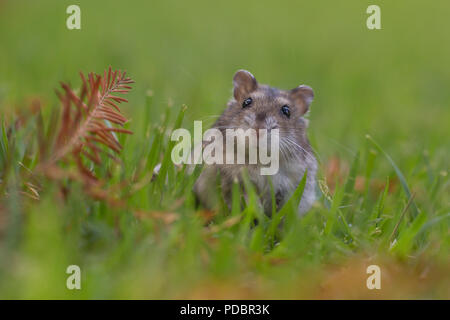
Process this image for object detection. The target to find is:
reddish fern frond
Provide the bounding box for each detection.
[42,66,134,181]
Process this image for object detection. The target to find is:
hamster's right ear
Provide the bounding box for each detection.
[233,70,257,101]
[290,85,314,115]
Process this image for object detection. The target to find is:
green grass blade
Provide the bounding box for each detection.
[324,181,345,236]
[343,151,360,201]
[267,170,307,242]
[342,151,360,223]
[366,135,420,217]
[390,212,427,257]
[157,105,187,189]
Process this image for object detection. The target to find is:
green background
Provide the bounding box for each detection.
[0,0,448,299]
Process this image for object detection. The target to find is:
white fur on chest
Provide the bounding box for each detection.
[247,158,317,215]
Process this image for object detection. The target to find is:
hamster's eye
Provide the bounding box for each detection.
[242,97,252,108]
[281,105,290,118]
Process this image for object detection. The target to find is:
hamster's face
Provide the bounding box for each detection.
[229,85,305,135]
[216,70,314,157]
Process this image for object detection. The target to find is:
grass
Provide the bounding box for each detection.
[0,0,449,299]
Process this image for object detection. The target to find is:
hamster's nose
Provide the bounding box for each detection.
[255,112,266,123]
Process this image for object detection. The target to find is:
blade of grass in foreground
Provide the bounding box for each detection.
[366,135,420,217]
[157,105,187,190]
[1,117,9,159]
[146,126,163,173]
[342,151,360,223]
[390,211,427,257]
[368,177,390,235]
[362,147,377,209]
[323,181,355,243]
[343,151,360,202]
[266,170,307,244]
[231,178,241,216]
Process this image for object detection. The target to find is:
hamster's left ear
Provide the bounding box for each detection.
[233,70,258,101]
[290,85,314,115]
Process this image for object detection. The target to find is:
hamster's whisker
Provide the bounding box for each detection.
[279,140,297,162]
[283,132,322,162]
[287,140,315,162]
[282,137,316,162]
[280,140,297,161]
[285,136,322,163]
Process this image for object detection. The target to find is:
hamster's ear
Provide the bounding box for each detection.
[233,70,257,101]
[290,85,314,115]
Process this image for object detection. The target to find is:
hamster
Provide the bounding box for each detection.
[194,69,317,216]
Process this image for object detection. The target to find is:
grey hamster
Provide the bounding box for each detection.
[194,69,317,216]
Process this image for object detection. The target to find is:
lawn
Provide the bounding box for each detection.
[0,0,448,299]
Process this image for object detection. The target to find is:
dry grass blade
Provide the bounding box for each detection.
[40,66,134,182]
